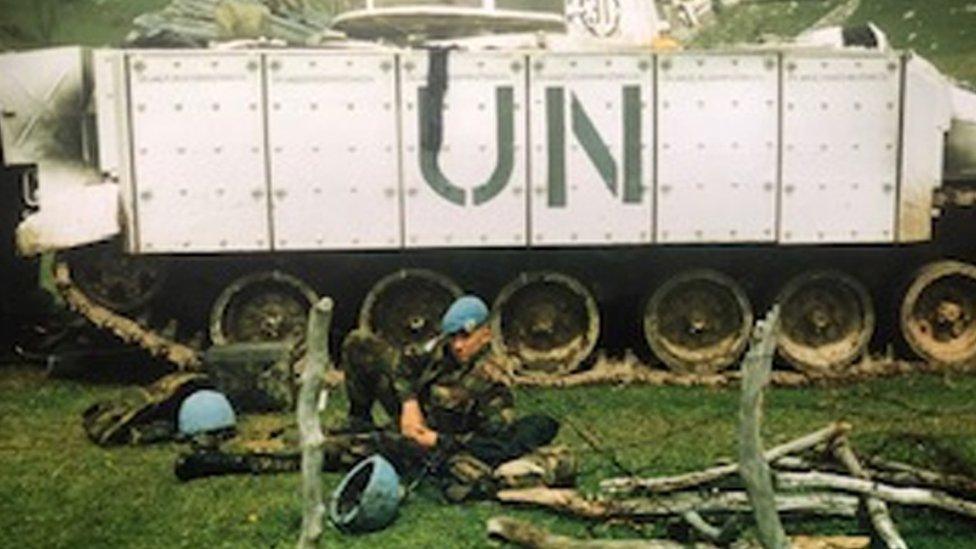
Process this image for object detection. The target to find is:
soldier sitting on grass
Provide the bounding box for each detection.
[174,295,575,500]
[339,295,575,501]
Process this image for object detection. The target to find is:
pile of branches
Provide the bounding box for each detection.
[494,425,976,547]
[126,0,339,47]
[489,309,976,548]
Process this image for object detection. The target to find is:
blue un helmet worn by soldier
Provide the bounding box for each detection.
[338,294,575,501]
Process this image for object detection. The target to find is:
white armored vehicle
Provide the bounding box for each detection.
[2,0,976,376]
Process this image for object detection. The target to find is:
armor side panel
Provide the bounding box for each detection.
[266,52,401,250]
[898,55,952,242]
[780,52,901,244]
[657,52,779,243]
[399,51,528,248]
[94,50,137,252]
[127,51,271,253]
[528,52,654,246]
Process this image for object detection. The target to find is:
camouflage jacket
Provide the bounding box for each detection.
[395,345,515,438]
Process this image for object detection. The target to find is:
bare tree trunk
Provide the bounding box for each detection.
[737,307,789,549]
[600,423,849,495]
[496,487,858,519]
[831,439,907,549]
[297,298,334,549]
[776,471,976,520]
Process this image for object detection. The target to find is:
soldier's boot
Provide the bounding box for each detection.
[492,445,578,490]
[442,452,496,503]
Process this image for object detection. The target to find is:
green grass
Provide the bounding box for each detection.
[846,0,976,86]
[3,365,976,547]
[689,0,847,48]
[0,0,169,49]
[692,0,976,86]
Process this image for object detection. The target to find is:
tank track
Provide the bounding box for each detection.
[53,261,203,370]
[51,254,976,385]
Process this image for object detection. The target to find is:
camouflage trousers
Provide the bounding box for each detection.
[321,421,572,502]
[324,413,559,471]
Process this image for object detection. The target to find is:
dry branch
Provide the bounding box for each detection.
[776,471,976,520]
[600,423,849,495]
[776,454,976,500]
[681,510,723,542]
[738,308,788,548]
[831,439,907,549]
[496,487,858,520]
[864,457,976,496]
[297,297,334,549]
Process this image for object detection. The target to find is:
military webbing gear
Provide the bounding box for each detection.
[83,372,210,446]
[329,454,402,533]
[203,342,294,412]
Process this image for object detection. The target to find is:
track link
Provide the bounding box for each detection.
[53,261,202,370]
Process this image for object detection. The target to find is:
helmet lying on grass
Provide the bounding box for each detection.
[329,454,401,533]
[178,389,237,437]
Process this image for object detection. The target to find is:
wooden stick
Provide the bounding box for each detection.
[600,422,849,495]
[864,456,976,496]
[297,298,334,549]
[831,439,907,549]
[486,516,719,548]
[737,307,789,549]
[776,471,976,520]
[496,487,858,519]
[776,454,976,500]
[681,510,723,543]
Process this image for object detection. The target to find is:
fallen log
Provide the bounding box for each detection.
[776,471,976,520]
[486,516,719,548]
[831,439,907,549]
[600,422,849,495]
[496,487,858,519]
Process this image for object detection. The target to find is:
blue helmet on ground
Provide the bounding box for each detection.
[441,295,489,335]
[329,454,401,533]
[177,389,236,436]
